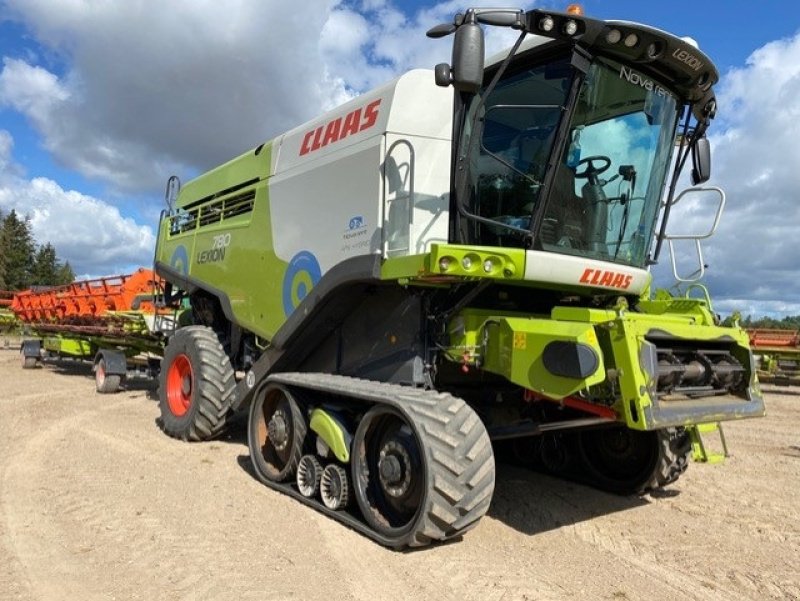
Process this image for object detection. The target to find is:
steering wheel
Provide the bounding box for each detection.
[574,155,611,180]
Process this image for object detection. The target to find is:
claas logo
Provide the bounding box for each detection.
[579,268,633,290]
[300,99,382,156]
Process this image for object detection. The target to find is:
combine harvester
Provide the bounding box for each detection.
[13,268,172,392]
[151,5,766,547]
[748,329,800,385]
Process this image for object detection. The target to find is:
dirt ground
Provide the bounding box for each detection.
[0,341,798,601]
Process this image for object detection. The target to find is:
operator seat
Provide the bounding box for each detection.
[540,162,586,249]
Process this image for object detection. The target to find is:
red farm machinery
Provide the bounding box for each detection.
[12,268,175,392]
[0,290,15,333]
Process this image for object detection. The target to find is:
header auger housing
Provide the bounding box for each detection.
[153,6,764,547]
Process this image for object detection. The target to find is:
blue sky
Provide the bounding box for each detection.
[0,0,799,317]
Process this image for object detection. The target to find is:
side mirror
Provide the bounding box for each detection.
[691,136,711,185]
[451,21,484,94]
[427,9,523,93]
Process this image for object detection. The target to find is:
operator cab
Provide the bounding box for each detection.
[433,8,717,273]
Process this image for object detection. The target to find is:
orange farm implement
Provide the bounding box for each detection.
[11,268,176,392]
[747,329,800,385]
[0,290,15,332]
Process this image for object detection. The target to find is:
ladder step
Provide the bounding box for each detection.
[688,422,728,464]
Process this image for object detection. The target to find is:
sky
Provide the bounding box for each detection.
[0,0,798,318]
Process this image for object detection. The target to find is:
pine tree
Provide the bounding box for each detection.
[32,243,60,285]
[55,261,75,285]
[0,210,35,290]
[0,207,6,290]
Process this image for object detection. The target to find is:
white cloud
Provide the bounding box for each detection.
[715,298,800,321]
[651,31,800,316]
[2,0,344,192]
[1,0,537,194]
[0,130,15,172]
[0,130,154,276]
[0,57,68,123]
[321,1,537,94]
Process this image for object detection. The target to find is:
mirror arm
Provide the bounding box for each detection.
[651,108,693,263]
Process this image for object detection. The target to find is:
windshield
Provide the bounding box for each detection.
[459,55,680,270]
[538,58,679,267]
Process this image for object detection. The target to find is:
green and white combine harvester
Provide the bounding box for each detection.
[153,7,765,547]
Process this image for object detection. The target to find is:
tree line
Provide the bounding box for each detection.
[0,208,75,291]
[722,314,800,330]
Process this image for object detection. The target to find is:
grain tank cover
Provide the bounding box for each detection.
[273,69,453,176]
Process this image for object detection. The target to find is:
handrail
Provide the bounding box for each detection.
[663,186,725,283]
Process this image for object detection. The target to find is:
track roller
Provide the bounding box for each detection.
[320,464,350,510]
[248,383,307,482]
[296,455,323,498]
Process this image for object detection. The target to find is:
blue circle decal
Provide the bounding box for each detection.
[282,251,321,317]
[170,245,190,276]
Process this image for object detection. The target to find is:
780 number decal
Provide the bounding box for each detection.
[197,233,231,264]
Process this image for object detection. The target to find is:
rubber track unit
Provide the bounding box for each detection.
[158,326,236,442]
[255,372,496,548]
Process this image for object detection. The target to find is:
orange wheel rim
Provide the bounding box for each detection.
[166,353,193,416]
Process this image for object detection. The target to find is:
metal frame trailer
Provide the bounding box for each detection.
[748,329,800,385]
[13,269,172,393]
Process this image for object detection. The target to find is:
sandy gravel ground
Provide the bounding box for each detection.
[1,341,798,601]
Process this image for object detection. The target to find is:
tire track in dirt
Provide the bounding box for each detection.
[568,516,744,601]
[2,390,350,601]
[3,353,800,601]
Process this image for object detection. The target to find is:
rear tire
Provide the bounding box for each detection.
[158,326,235,441]
[576,426,690,495]
[652,427,691,488]
[21,353,37,369]
[95,358,122,394]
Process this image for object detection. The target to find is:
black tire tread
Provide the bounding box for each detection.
[399,391,495,546]
[95,359,122,394]
[158,326,235,442]
[574,426,691,496]
[649,427,691,490]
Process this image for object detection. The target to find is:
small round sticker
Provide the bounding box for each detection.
[282,251,321,317]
